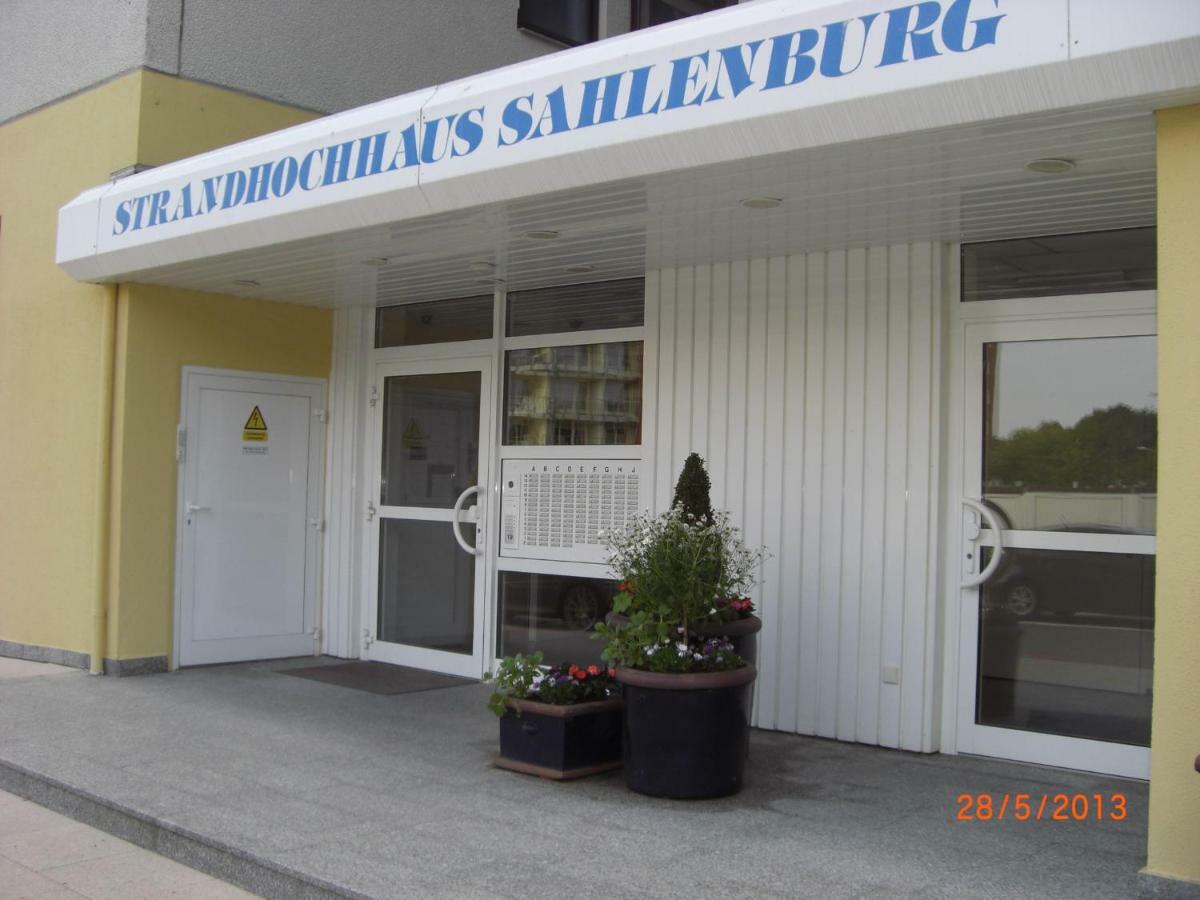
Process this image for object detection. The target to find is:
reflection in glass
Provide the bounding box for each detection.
[504,342,643,445]
[381,372,481,507]
[378,519,475,653]
[982,336,1157,533]
[375,296,493,348]
[977,547,1153,746]
[505,279,644,337]
[961,228,1156,302]
[498,573,616,666]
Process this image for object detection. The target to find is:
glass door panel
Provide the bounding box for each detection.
[958,318,1156,778]
[368,358,493,678]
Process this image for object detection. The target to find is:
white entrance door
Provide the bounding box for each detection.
[365,356,494,678]
[176,368,326,666]
[953,310,1156,778]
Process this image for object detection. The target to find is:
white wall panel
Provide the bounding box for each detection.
[646,243,945,752]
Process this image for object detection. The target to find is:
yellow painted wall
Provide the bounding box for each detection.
[0,69,328,664]
[0,74,142,658]
[109,286,330,660]
[1146,103,1200,886]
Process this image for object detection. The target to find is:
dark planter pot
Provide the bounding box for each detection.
[691,614,762,667]
[616,665,756,799]
[494,697,623,781]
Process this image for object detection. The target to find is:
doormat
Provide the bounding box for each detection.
[281,661,475,695]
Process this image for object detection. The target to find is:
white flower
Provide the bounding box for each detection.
[675,642,689,655]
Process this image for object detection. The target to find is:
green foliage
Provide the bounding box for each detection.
[672,452,714,525]
[596,504,765,671]
[986,404,1156,493]
[483,652,616,716]
[483,651,544,717]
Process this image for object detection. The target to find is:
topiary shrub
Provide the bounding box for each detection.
[672,452,714,526]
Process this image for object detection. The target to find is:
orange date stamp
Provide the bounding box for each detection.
[956,792,1128,822]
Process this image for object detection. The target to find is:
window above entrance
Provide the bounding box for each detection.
[962,227,1156,302]
[376,295,494,348]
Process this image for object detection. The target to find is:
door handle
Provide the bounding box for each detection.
[961,498,1003,588]
[186,502,211,514]
[451,485,482,556]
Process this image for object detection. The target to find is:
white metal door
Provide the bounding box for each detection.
[176,368,326,666]
[953,311,1156,778]
[365,356,494,678]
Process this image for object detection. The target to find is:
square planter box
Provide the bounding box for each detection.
[495,697,623,780]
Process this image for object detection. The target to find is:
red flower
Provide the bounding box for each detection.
[607,667,616,678]
[575,670,587,680]
[587,665,601,676]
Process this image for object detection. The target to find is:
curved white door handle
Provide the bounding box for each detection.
[961,498,1003,588]
[451,485,482,556]
[186,502,211,514]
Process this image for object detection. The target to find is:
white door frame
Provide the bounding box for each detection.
[173,367,327,669]
[361,353,496,678]
[939,289,1157,779]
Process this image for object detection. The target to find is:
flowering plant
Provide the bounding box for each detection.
[594,505,766,673]
[624,635,742,673]
[484,651,617,717]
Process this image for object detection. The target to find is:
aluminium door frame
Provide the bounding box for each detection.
[361,352,498,678]
[938,285,1157,778]
[172,366,328,670]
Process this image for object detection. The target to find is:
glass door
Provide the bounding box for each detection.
[956,316,1156,778]
[366,356,494,677]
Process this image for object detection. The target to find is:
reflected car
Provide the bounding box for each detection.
[985,524,1154,623]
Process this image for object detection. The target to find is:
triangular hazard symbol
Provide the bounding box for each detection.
[244,406,268,431]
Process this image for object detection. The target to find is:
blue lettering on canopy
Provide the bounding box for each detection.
[109,0,1008,237]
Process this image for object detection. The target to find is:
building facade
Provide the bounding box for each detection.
[3,0,1200,889]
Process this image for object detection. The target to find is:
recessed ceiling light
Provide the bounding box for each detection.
[565,263,595,274]
[233,279,260,287]
[740,196,783,210]
[362,257,390,267]
[468,260,496,273]
[523,229,560,240]
[1024,158,1075,175]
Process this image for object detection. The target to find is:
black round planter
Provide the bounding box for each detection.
[690,614,762,667]
[616,665,757,799]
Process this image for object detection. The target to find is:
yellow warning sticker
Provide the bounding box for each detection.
[243,406,268,442]
[401,418,425,449]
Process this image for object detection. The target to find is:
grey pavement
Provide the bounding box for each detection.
[0,654,1151,899]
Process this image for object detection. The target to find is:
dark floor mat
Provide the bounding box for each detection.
[281,661,475,695]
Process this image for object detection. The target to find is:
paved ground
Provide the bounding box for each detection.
[0,657,256,899]
[0,786,254,899]
[0,655,1153,899]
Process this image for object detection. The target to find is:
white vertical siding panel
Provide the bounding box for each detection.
[641,272,661,509]
[837,248,869,742]
[654,269,677,513]
[777,254,807,734]
[707,263,731,512]
[800,253,827,737]
[743,257,769,569]
[757,255,789,731]
[647,241,943,751]
[743,259,769,726]
[856,246,891,746]
[323,305,370,659]
[691,265,712,460]
[900,242,936,752]
[879,244,912,749]
[817,251,847,739]
[672,267,696,482]
[725,261,750,526]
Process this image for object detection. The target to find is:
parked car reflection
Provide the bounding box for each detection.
[984,526,1154,626]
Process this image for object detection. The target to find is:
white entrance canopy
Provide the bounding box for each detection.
[57,0,1200,305]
